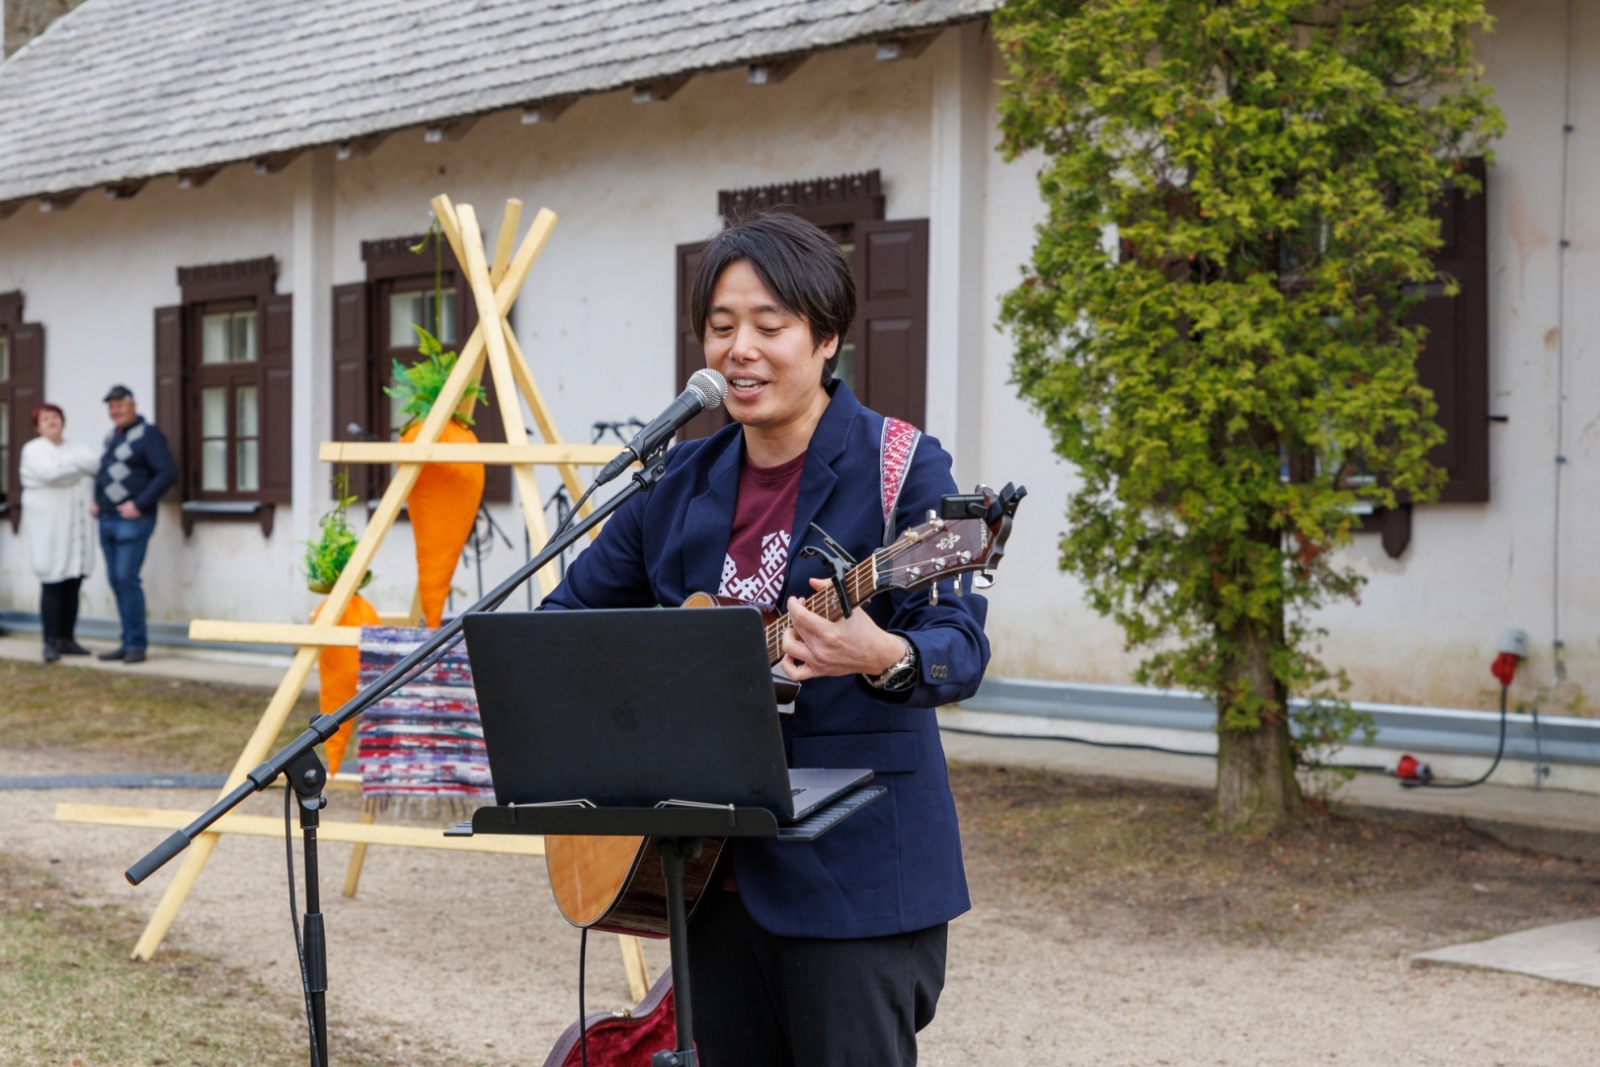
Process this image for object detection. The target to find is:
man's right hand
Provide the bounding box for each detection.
[89,503,99,517]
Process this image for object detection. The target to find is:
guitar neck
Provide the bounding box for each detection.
[763,554,882,665]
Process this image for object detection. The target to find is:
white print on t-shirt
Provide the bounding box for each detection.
[718,529,791,606]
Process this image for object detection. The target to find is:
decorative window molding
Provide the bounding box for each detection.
[178,256,278,304]
[719,170,884,229]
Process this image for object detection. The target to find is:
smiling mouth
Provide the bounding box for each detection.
[728,377,768,396]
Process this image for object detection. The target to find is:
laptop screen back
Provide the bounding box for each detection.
[462,607,790,810]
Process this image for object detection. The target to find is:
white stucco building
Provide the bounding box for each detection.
[0,0,1594,717]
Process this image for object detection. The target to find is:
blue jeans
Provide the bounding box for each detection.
[99,512,157,651]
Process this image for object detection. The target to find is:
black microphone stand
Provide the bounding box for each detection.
[125,451,672,1066]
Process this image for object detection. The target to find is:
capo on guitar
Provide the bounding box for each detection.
[800,522,856,619]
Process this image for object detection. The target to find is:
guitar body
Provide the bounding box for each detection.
[541,484,1026,936]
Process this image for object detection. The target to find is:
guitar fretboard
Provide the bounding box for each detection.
[763,554,882,664]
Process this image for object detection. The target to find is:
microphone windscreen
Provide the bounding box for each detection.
[687,368,728,409]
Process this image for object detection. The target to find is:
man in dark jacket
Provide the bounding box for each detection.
[543,216,989,1065]
[92,385,176,663]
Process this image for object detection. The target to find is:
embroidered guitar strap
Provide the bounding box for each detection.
[879,416,923,546]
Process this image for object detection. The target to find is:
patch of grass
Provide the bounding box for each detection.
[0,851,448,1067]
[0,660,313,771]
[951,763,1600,951]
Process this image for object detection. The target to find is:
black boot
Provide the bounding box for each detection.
[97,647,127,661]
[57,639,92,656]
[42,638,60,663]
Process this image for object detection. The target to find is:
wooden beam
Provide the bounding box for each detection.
[0,201,23,220]
[253,151,301,175]
[336,133,389,160]
[189,620,361,647]
[875,33,939,61]
[104,181,147,201]
[521,97,577,124]
[747,56,808,85]
[38,192,82,213]
[318,441,623,466]
[632,76,690,103]
[490,199,523,288]
[177,167,221,189]
[56,803,545,856]
[424,117,478,144]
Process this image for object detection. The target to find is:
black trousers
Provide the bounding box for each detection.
[39,577,84,643]
[687,889,947,1067]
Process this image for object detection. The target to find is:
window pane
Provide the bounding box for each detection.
[201,386,228,437]
[201,314,232,364]
[389,287,457,347]
[0,334,9,381]
[232,311,258,363]
[202,440,228,491]
[390,391,407,440]
[236,385,259,438]
[389,291,423,348]
[236,439,259,492]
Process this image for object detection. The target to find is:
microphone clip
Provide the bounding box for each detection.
[800,522,856,619]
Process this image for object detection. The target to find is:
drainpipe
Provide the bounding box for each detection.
[1552,0,1574,686]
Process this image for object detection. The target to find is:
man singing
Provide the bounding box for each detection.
[544,213,987,1064]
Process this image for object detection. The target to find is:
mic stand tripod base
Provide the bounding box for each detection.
[287,748,330,1067]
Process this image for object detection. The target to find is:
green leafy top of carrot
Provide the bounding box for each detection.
[302,487,372,594]
[384,325,484,431]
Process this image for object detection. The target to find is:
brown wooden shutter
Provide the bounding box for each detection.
[153,306,187,501]
[7,323,44,529]
[675,241,727,441]
[1410,157,1489,503]
[259,294,294,503]
[331,283,372,499]
[855,218,929,427]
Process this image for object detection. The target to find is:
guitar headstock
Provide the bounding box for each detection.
[876,483,1027,595]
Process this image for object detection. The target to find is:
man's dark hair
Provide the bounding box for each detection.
[690,213,856,382]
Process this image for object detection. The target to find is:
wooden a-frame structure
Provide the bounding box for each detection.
[56,196,655,1000]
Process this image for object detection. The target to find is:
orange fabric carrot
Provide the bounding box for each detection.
[403,419,485,628]
[315,593,382,775]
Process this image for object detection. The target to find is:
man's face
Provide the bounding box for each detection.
[702,260,836,431]
[107,397,137,429]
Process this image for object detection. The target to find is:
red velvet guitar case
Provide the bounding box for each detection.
[543,968,683,1067]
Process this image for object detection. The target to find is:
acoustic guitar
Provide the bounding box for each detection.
[544,483,1027,937]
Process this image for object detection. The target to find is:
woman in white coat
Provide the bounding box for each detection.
[20,403,100,662]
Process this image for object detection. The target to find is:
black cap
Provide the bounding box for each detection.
[103,384,133,402]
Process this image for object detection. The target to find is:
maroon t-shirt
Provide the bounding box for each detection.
[717,450,807,607]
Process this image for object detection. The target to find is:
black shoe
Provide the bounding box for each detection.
[42,640,60,663]
[97,647,127,661]
[57,639,92,656]
[122,649,147,664]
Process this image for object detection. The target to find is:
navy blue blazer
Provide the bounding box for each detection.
[542,382,988,939]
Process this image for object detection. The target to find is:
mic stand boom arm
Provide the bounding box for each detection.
[126,453,672,887]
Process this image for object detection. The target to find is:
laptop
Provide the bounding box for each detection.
[461,607,871,822]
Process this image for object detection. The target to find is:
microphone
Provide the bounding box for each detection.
[594,369,728,486]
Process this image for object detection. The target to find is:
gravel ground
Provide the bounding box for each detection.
[4,745,1597,1066]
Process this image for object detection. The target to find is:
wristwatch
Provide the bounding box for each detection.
[867,637,918,691]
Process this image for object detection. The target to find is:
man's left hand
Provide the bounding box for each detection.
[116,502,141,520]
[780,577,908,682]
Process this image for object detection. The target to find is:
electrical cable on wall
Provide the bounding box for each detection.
[1394,629,1527,790]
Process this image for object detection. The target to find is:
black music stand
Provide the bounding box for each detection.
[453,609,886,1067]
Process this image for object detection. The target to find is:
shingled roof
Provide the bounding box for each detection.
[0,0,995,209]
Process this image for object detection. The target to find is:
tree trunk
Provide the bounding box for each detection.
[1214,623,1304,831]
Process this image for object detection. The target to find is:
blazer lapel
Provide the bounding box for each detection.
[679,430,743,596]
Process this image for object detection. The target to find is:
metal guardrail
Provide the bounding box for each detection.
[960,677,1600,767]
[0,611,289,657]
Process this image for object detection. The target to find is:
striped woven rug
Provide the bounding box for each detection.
[356,627,494,809]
